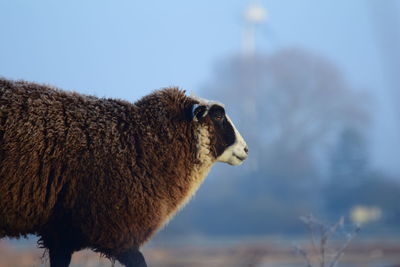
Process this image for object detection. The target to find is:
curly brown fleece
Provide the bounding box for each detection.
[0,78,211,257]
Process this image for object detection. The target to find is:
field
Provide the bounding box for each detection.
[1,237,399,267]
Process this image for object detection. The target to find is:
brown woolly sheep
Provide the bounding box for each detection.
[0,78,248,267]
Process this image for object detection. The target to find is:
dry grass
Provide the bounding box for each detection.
[1,239,400,267]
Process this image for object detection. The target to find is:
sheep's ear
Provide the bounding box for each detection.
[192,104,208,121]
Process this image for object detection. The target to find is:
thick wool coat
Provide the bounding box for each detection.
[0,78,212,257]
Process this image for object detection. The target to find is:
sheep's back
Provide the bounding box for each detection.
[0,79,139,237]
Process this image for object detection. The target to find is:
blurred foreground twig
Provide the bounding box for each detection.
[295,214,360,267]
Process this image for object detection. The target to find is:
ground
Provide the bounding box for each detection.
[1,237,399,267]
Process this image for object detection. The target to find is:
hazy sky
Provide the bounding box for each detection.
[0,0,399,175]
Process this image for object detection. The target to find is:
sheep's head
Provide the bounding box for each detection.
[192,101,248,166]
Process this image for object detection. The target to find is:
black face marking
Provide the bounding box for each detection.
[208,105,236,157]
[192,105,208,121]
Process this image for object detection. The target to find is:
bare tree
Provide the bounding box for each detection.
[203,48,370,175]
[296,214,360,267]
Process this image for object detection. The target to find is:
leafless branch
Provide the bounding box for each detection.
[295,245,313,267]
[329,227,361,267]
[297,215,359,267]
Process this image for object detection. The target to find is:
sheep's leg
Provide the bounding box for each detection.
[48,246,73,267]
[117,248,147,267]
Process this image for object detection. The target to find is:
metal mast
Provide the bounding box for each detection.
[242,1,267,56]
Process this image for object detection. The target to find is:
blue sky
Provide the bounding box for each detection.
[0,0,399,175]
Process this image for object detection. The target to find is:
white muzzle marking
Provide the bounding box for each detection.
[216,116,248,166]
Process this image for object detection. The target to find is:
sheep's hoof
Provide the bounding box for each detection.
[48,247,73,267]
[117,249,147,267]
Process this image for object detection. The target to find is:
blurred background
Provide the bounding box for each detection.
[1,0,400,266]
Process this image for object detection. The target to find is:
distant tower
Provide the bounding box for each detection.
[242,1,267,56]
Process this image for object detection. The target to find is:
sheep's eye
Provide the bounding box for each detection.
[214,114,223,121]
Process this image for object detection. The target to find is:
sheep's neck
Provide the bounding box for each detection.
[157,126,214,230]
